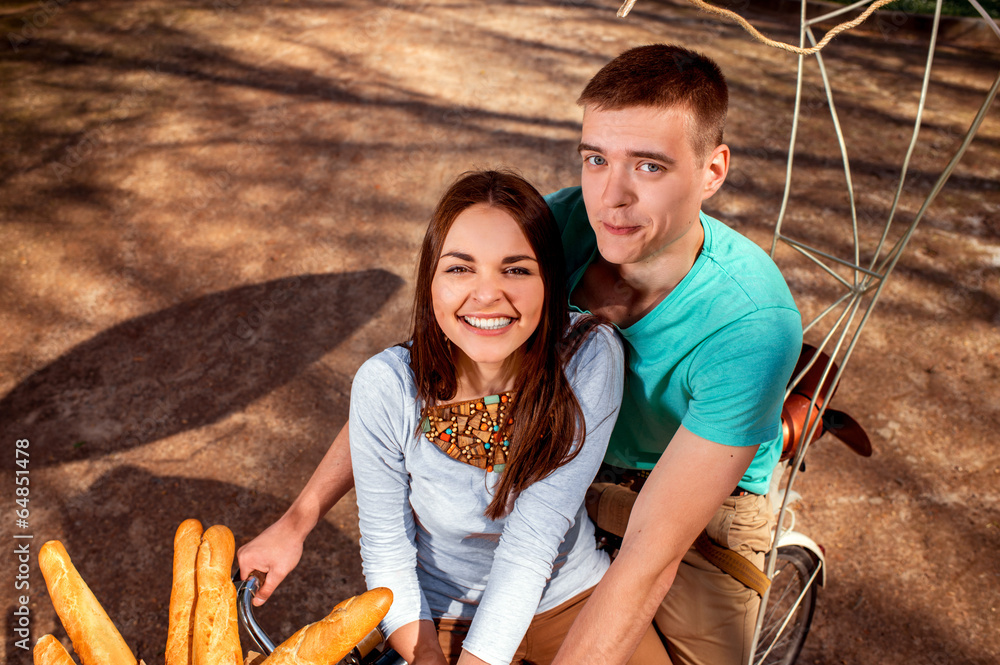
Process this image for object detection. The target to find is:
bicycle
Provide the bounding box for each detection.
[750,342,872,665]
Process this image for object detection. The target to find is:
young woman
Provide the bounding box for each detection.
[349,170,668,665]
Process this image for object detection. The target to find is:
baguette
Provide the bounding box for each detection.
[166,519,204,665]
[260,587,393,665]
[192,525,242,665]
[33,634,77,665]
[38,540,137,665]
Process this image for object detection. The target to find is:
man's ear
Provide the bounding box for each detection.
[701,143,730,201]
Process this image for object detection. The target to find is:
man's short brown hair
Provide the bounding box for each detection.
[577,44,728,161]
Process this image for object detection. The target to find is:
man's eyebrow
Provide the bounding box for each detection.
[577,142,676,166]
[631,149,676,166]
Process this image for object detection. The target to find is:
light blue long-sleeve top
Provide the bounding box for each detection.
[349,319,623,665]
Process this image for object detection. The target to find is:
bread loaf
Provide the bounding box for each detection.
[38,540,137,665]
[33,634,77,665]
[165,519,204,665]
[192,525,242,665]
[260,587,393,665]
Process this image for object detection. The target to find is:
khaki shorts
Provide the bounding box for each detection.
[435,586,670,665]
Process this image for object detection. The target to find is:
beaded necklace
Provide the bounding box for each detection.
[421,392,514,473]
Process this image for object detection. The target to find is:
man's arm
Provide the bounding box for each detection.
[236,421,355,605]
[552,426,757,665]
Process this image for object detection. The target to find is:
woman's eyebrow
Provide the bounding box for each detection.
[441,251,537,264]
[441,251,475,261]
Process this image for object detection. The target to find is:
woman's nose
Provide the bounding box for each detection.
[471,272,503,304]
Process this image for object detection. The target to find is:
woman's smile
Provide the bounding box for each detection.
[461,315,516,332]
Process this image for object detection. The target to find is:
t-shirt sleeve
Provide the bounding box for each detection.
[349,353,431,638]
[682,306,802,447]
[460,324,624,665]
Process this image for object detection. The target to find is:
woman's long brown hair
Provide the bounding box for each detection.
[409,169,598,520]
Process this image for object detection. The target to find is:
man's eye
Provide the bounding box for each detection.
[639,163,661,173]
[585,155,606,166]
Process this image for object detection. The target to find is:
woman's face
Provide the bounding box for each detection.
[432,203,545,372]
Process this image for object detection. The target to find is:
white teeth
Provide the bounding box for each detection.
[463,316,513,330]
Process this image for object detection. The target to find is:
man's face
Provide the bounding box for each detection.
[579,105,720,267]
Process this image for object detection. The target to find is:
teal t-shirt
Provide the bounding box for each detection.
[545,187,803,494]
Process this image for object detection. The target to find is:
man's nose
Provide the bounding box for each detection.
[601,166,633,208]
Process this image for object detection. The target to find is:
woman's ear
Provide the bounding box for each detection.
[701,143,730,202]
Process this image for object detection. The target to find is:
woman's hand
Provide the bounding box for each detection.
[456,649,491,665]
[236,515,307,606]
[409,655,450,665]
[237,422,356,606]
[387,620,450,665]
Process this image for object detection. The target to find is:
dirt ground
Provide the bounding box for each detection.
[1,0,998,664]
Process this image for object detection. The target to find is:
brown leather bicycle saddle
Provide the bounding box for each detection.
[780,343,872,462]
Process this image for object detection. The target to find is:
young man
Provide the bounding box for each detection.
[238,44,801,665]
[545,45,801,665]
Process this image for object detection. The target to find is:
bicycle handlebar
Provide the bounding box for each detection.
[232,570,278,655]
[232,570,403,665]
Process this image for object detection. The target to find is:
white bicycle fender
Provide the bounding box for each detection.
[773,530,827,586]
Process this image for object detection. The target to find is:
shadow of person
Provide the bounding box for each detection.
[0,270,403,466]
[26,464,366,665]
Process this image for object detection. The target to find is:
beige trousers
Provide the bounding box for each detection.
[435,586,671,665]
[655,492,775,665]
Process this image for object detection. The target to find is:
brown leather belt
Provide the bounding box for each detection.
[693,531,771,596]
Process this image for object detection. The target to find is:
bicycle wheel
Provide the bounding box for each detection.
[754,545,819,665]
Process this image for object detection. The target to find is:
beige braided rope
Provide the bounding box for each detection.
[617,0,899,55]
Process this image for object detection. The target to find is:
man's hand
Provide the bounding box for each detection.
[237,516,307,606]
[552,427,758,665]
[237,421,356,605]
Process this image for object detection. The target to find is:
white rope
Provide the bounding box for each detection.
[617,0,898,55]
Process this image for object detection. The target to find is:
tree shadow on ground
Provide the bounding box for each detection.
[16,465,365,665]
[0,271,403,466]
[793,427,1000,665]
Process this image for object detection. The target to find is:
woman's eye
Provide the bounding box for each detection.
[505,266,531,276]
[638,162,662,173]
[584,155,606,166]
[444,265,470,274]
